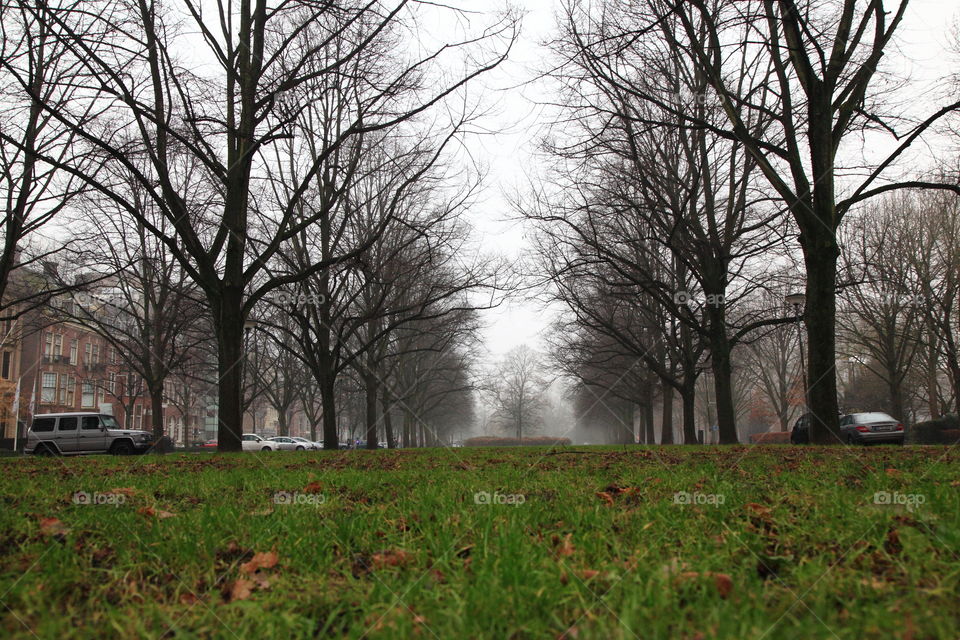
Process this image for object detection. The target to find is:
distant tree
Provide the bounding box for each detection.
[487,345,547,440]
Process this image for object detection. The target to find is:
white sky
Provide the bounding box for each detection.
[465,0,960,360]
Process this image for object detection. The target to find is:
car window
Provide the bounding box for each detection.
[59,417,78,431]
[852,412,895,423]
[82,416,100,430]
[100,415,119,429]
[839,416,850,426]
[243,435,258,441]
[32,417,56,432]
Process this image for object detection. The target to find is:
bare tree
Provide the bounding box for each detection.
[566,0,960,442]
[16,0,517,451]
[486,344,546,440]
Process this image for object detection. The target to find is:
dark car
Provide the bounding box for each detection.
[840,412,904,445]
[790,413,811,444]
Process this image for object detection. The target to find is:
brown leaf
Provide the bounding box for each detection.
[677,571,733,599]
[303,481,323,494]
[371,549,412,569]
[553,533,575,557]
[744,503,772,518]
[225,578,254,602]
[179,593,198,606]
[137,506,176,519]
[595,492,615,506]
[885,468,901,477]
[240,551,279,575]
[578,569,601,580]
[39,517,69,537]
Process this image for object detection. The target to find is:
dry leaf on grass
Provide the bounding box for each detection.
[595,492,615,506]
[225,578,254,602]
[137,506,176,519]
[677,571,734,599]
[39,517,69,537]
[240,551,279,575]
[371,549,412,568]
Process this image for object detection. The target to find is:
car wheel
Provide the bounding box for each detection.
[35,444,56,456]
[295,445,305,451]
[845,434,855,445]
[261,446,272,452]
[110,440,135,456]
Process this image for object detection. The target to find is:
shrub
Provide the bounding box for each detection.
[907,415,960,445]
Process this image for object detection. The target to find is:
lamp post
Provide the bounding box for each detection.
[785,292,807,414]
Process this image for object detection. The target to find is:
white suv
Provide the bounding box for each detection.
[25,413,154,456]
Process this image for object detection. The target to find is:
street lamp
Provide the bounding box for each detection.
[785,292,808,414]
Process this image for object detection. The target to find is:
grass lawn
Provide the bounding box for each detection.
[1,445,958,639]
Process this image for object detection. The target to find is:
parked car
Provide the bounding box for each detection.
[267,436,306,451]
[201,440,218,449]
[242,433,273,452]
[790,413,811,444]
[25,413,154,456]
[290,437,319,450]
[840,412,904,445]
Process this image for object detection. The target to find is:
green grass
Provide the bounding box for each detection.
[1,445,958,639]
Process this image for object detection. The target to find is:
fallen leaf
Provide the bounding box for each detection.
[137,506,176,519]
[371,549,412,568]
[744,503,772,518]
[179,593,198,605]
[240,551,279,574]
[225,578,254,602]
[303,481,323,494]
[595,492,615,506]
[578,569,601,580]
[677,571,733,599]
[39,517,69,537]
[108,487,139,497]
[553,533,575,557]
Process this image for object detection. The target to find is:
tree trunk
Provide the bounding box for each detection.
[150,384,165,445]
[661,381,674,444]
[277,408,288,437]
[802,236,842,443]
[320,372,338,450]
[681,374,697,444]
[644,399,655,444]
[380,391,395,448]
[364,369,379,449]
[216,291,244,452]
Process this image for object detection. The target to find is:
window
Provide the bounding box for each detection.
[82,416,100,430]
[81,381,95,408]
[108,373,116,394]
[98,385,106,404]
[65,376,75,406]
[1,351,9,379]
[57,374,69,404]
[83,343,91,365]
[69,340,78,364]
[134,404,143,429]
[54,334,63,356]
[31,417,55,432]
[43,333,53,357]
[91,344,100,365]
[41,373,57,403]
[111,346,119,364]
[58,417,78,431]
